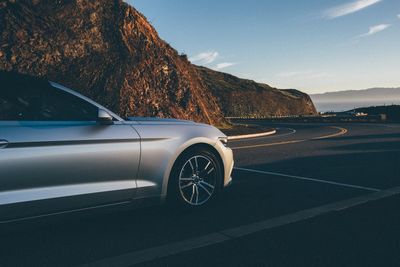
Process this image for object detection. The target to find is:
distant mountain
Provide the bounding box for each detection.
[311,88,400,112]
[197,66,317,117]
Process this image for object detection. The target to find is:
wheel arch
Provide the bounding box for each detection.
[164,143,225,199]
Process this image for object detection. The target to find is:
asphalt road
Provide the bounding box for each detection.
[1,122,400,267]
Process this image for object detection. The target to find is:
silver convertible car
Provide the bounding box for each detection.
[0,71,234,223]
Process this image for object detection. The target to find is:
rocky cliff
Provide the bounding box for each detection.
[0,0,316,124]
[0,0,225,125]
[197,66,317,117]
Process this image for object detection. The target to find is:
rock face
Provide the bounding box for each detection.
[0,0,316,124]
[197,66,317,117]
[0,0,225,125]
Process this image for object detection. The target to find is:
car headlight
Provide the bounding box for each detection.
[218,137,228,147]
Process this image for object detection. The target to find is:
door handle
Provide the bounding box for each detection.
[0,140,9,148]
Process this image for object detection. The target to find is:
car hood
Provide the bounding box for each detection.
[125,117,227,138]
[126,117,199,125]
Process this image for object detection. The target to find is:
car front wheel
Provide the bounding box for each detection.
[169,148,223,208]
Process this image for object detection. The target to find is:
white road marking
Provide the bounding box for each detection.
[228,130,277,140]
[264,127,297,138]
[229,128,296,143]
[234,167,381,192]
[275,127,297,137]
[80,186,400,267]
[231,126,347,150]
[311,126,347,140]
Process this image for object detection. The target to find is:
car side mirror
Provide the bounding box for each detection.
[97,109,114,125]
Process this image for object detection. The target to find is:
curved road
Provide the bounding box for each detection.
[1,122,400,266]
[231,122,400,190]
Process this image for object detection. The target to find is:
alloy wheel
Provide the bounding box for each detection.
[178,155,217,206]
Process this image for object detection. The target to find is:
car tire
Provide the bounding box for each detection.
[168,147,223,209]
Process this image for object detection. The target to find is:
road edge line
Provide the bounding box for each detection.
[79,186,400,267]
[234,167,381,192]
[232,126,347,150]
[228,130,277,140]
[312,126,348,140]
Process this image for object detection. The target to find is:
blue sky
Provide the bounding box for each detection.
[130,0,400,94]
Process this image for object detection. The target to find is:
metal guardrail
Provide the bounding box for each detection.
[227,115,388,123]
[226,115,320,119]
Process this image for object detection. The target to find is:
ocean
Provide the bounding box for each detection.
[313,101,400,113]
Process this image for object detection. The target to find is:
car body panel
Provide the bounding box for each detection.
[0,73,234,222]
[0,120,141,221]
[127,117,196,124]
[128,122,231,200]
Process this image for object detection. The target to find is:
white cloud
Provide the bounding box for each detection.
[397,14,400,19]
[215,62,237,70]
[324,0,382,19]
[189,51,219,64]
[360,24,391,37]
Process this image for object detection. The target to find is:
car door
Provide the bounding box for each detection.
[0,77,140,221]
